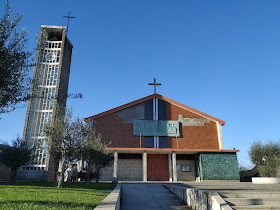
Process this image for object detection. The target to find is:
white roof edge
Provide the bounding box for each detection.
[41,25,66,29]
[161,98,221,124]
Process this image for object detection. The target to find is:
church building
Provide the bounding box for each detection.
[85,84,239,182]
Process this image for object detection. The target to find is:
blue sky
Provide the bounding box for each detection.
[1,0,280,168]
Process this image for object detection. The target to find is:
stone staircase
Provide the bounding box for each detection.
[219,191,280,209]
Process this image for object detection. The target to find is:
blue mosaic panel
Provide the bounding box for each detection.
[158,100,166,120]
[159,137,168,148]
[133,120,180,137]
[145,136,154,148]
[144,100,153,120]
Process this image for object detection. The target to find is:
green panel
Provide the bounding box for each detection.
[199,152,239,180]
[133,120,179,137]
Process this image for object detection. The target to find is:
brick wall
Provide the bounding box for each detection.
[166,103,220,150]
[118,159,142,181]
[95,113,144,148]
[199,152,239,180]
[99,159,142,181]
[176,160,196,181]
[94,100,220,150]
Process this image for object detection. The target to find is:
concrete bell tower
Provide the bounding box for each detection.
[20,25,73,181]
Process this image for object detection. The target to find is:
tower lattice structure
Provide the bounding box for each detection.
[21,25,73,181]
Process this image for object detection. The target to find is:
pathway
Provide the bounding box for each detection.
[120,183,190,210]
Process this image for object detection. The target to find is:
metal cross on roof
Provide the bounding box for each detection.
[149,78,161,94]
[63,11,75,36]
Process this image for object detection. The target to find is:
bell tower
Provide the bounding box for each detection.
[20,25,73,181]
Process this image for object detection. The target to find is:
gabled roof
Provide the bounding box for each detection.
[85,93,226,125]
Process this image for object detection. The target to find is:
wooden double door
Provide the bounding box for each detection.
[147,154,169,181]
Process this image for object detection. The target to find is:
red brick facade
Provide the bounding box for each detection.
[95,113,144,148]
[166,102,219,150]
[91,95,221,150]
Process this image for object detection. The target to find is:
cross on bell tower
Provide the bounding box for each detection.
[63,11,75,36]
[149,78,161,94]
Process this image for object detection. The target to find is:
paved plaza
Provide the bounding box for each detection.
[119,181,280,210]
[172,181,280,193]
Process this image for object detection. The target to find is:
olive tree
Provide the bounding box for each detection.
[0,137,34,182]
[78,126,113,183]
[43,109,84,188]
[249,141,280,177]
[0,0,33,114]
[0,1,82,116]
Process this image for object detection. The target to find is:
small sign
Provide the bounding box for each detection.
[182,165,191,172]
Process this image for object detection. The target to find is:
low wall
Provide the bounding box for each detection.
[252,177,280,184]
[100,165,114,181]
[16,169,48,181]
[163,184,232,210]
[0,164,11,182]
[95,184,121,210]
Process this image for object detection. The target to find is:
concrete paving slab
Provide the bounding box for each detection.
[120,183,191,210]
[172,182,280,193]
[170,181,280,209]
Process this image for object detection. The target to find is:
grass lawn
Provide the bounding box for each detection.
[0,182,117,209]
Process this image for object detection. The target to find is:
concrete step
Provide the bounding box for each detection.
[225,198,280,206]
[219,192,280,199]
[232,205,280,210]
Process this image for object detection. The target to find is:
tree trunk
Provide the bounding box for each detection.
[96,168,100,183]
[86,163,90,184]
[57,154,66,188]
[53,161,59,182]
